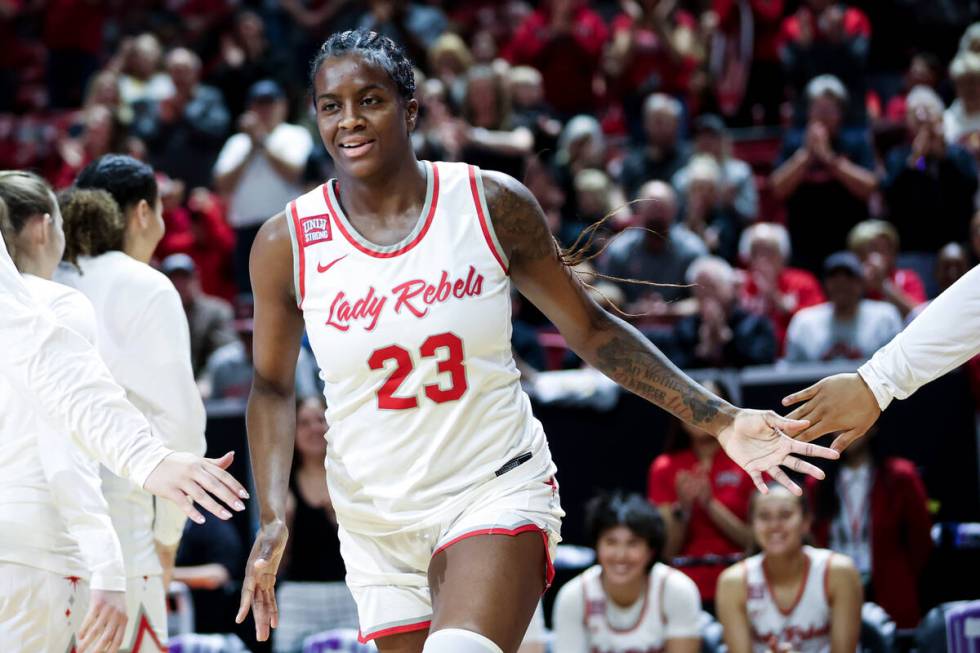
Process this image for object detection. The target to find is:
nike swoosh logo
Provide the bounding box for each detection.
[317,254,348,274]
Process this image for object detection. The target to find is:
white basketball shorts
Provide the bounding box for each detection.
[0,562,89,653]
[120,575,167,653]
[339,460,564,644]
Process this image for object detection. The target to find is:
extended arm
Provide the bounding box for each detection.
[0,233,246,522]
[483,171,837,492]
[784,264,980,449]
[236,212,307,641]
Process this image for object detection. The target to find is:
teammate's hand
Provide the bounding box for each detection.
[142,451,248,525]
[717,409,839,495]
[77,589,127,653]
[782,372,881,451]
[236,520,289,641]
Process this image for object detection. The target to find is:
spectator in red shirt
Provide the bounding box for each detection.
[847,219,927,318]
[155,177,236,301]
[807,429,932,628]
[739,222,825,353]
[503,0,609,118]
[648,379,755,611]
[881,53,943,123]
[778,0,871,124]
[604,0,701,138]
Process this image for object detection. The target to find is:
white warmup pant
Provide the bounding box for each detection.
[120,574,167,653]
[0,562,90,653]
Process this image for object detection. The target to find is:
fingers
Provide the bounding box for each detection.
[782,455,825,480]
[202,457,250,500]
[749,470,768,494]
[254,585,279,640]
[831,428,865,452]
[78,608,109,653]
[171,489,206,524]
[185,484,233,520]
[91,617,121,653]
[788,438,840,461]
[765,412,810,437]
[781,381,819,407]
[78,604,98,642]
[210,450,236,470]
[109,614,126,653]
[198,466,247,513]
[784,401,815,422]
[767,465,802,496]
[236,576,256,624]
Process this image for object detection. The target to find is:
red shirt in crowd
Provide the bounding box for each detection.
[741,267,825,352]
[866,268,927,306]
[608,10,698,99]
[648,448,755,601]
[777,4,871,51]
[156,194,237,301]
[503,3,609,115]
[808,458,932,628]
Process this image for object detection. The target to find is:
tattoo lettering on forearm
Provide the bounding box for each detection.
[595,333,722,426]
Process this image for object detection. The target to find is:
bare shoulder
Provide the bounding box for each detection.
[827,552,861,588]
[717,561,748,598]
[481,169,558,264]
[250,212,295,301]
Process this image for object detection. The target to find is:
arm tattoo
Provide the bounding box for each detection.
[482,171,559,264]
[593,326,730,430]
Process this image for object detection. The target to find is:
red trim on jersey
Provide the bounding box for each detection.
[289,200,306,306]
[433,524,555,589]
[129,611,167,652]
[468,165,509,275]
[358,618,432,643]
[762,552,811,616]
[324,164,441,259]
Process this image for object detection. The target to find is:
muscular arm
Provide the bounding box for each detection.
[247,213,306,528]
[827,555,863,653]
[770,148,810,201]
[485,172,738,433]
[238,212,306,639]
[483,170,837,491]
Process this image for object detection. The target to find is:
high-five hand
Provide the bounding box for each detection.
[781,372,881,451]
[236,520,289,641]
[142,451,248,524]
[717,409,839,494]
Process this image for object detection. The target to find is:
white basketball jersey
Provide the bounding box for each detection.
[580,563,672,653]
[744,546,833,653]
[286,161,554,535]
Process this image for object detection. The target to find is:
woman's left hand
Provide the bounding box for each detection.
[717,410,838,494]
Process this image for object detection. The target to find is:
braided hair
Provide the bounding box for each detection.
[309,30,416,101]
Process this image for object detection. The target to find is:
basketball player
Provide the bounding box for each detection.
[0,207,248,525]
[0,176,126,652]
[552,492,702,653]
[57,155,208,652]
[716,485,862,653]
[782,263,980,450]
[237,31,838,653]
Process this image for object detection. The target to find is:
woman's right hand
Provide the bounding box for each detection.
[236,521,289,641]
[78,589,127,653]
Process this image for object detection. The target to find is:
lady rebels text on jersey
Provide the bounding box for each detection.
[285,161,554,536]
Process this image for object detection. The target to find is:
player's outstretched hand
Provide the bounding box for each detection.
[142,451,248,524]
[77,589,127,653]
[717,409,839,495]
[781,372,881,452]
[237,521,289,641]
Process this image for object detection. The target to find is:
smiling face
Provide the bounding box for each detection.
[312,54,418,180]
[596,525,654,588]
[751,488,810,557]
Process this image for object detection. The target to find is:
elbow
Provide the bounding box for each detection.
[250,372,295,401]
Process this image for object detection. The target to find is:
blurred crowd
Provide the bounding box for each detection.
[2,0,980,651]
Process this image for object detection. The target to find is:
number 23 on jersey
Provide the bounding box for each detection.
[368,332,468,410]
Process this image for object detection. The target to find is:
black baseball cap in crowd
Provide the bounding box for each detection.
[823,251,864,278]
[248,79,285,103]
